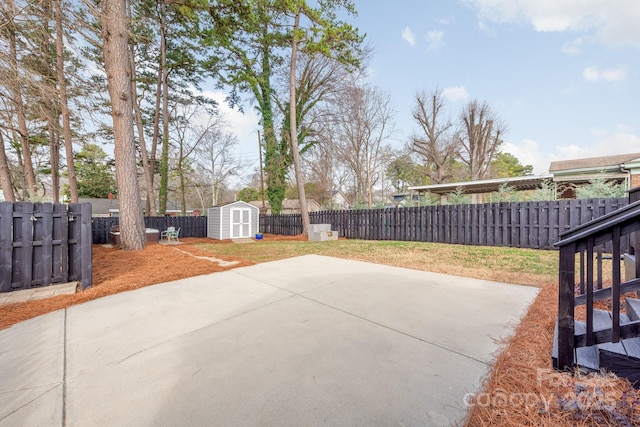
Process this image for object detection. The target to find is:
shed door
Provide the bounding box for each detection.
[231,208,251,238]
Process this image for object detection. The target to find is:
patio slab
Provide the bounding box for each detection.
[0,255,539,427]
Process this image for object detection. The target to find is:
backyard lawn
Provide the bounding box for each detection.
[195,238,559,287]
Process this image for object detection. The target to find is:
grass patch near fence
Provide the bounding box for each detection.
[196,238,558,287]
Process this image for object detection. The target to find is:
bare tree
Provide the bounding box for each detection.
[171,105,232,214]
[0,131,16,201]
[458,100,507,203]
[458,100,506,180]
[331,85,396,207]
[101,0,145,250]
[409,89,459,184]
[4,0,37,199]
[194,125,242,207]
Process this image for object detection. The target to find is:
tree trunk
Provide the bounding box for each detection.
[101,0,146,250]
[148,66,162,212]
[288,10,309,235]
[0,132,16,201]
[178,142,186,215]
[47,122,60,203]
[126,0,156,215]
[7,0,37,199]
[55,0,78,203]
[157,1,170,215]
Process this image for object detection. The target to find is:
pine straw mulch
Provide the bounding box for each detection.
[464,282,640,426]
[0,236,276,331]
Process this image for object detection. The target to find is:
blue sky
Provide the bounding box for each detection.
[217,0,640,178]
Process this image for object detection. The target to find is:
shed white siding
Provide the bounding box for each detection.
[207,201,259,240]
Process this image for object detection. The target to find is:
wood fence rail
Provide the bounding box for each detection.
[260,198,629,250]
[0,202,92,292]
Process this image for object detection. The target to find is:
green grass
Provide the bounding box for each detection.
[195,239,559,287]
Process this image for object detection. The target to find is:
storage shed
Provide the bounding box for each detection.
[207,201,259,240]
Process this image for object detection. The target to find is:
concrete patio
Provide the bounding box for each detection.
[0,255,539,426]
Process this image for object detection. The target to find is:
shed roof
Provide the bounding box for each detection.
[213,200,258,209]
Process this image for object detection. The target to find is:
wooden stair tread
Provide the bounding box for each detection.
[553,309,640,372]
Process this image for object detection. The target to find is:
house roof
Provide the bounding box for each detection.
[281,198,321,210]
[549,153,640,173]
[408,175,551,196]
[248,199,321,211]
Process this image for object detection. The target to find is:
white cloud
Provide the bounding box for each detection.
[502,139,548,175]
[464,0,640,48]
[561,37,583,54]
[426,30,445,51]
[402,27,416,46]
[505,128,640,175]
[550,131,640,162]
[441,86,468,102]
[582,66,626,82]
[203,90,260,156]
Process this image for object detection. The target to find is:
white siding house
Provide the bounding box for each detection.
[207,201,259,240]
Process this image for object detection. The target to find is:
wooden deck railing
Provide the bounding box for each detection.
[555,198,640,370]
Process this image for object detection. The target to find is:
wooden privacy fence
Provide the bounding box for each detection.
[0,202,92,292]
[92,215,208,244]
[259,198,629,250]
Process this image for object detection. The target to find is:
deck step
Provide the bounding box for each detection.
[599,350,640,386]
[552,318,599,371]
[552,309,635,372]
[626,297,640,321]
[624,253,636,281]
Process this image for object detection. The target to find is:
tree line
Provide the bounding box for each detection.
[1,0,530,249]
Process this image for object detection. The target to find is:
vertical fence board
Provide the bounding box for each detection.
[0,203,13,291]
[52,204,65,282]
[20,203,34,290]
[78,204,92,289]
[39,203,53,287]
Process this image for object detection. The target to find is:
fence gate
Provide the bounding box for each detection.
[0,202,92,292]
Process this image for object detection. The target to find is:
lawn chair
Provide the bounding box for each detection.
[167,227,181,242]
[161,226,175,240]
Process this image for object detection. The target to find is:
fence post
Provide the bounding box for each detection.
[557,241,576,370]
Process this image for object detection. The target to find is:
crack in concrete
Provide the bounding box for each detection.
[0,384,60,423]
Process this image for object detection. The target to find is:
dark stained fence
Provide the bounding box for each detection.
[0,202,92,292]
[92,216,208,244]
[259,198,629,250]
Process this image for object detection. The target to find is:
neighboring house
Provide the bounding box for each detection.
[392,193,422,206]
[248,198,322,214]
[328,191,351,210]
[80,197,194,216]
[79,197,120,216]
[549,152,640,198]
